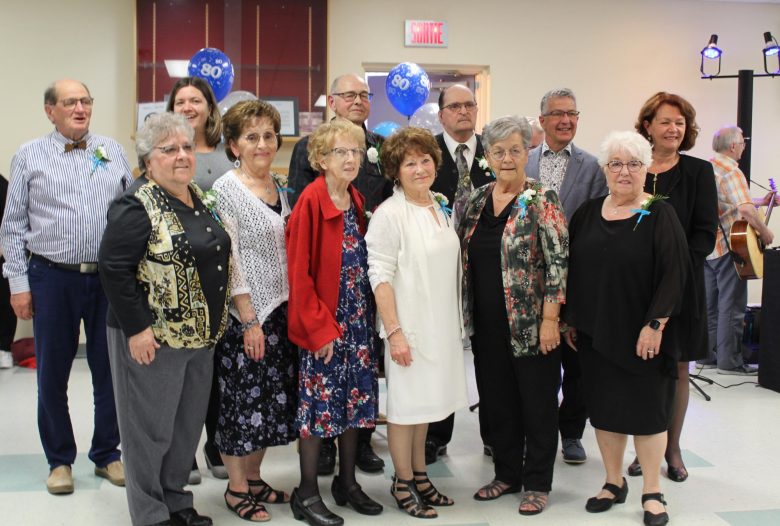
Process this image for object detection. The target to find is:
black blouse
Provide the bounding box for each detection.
[99,176,231,340]
[564,197,688,375]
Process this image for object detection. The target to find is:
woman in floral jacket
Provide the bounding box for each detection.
[459,115,568,516]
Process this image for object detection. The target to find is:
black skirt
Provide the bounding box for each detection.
[578,332,675,436]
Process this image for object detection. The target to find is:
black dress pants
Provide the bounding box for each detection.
[474,333,561,492]
[558,341,588,439]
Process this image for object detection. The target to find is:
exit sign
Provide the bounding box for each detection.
[405,20,448,48]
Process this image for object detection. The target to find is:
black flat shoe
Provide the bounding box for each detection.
[585,477,628,513]
[424,440,447,465]
[331,475,383,515]
[642,493,669,526]
[627,457,642,476]
[290,488,343,526]
[356,441,385,472]
[170,507,213,526]
[667,464,688,482]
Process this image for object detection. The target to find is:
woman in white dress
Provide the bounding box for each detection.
[365,127,468,519]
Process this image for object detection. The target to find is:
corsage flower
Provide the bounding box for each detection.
[367,144,382,176]
[477,156,493,177]
[200,189,223,225]
[514,185,541,219]
[89,145,111,177]
[631,193,668,230]
[433,192,451,217]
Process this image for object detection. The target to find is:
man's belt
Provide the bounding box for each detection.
[32,254,98,274]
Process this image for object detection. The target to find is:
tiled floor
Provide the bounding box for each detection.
[1,357,779,525]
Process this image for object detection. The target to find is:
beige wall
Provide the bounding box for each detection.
[329,0,780,301]
[1,0,136,338]
[1,0,778,341]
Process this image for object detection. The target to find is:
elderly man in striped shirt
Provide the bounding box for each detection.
[0,79,133,495]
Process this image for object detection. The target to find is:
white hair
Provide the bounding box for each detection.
[598,131,652,167]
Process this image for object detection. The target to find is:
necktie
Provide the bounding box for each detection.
[64,140,87,152]
[453,144,471,226]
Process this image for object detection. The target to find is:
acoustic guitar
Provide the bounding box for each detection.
[729,178,777,280]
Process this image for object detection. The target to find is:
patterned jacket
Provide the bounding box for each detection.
[134,180,230,348]
[459,181,568,357]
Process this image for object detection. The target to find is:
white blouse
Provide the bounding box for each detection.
[212,170,290,324]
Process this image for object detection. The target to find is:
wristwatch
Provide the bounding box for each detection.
[648,319,662,331]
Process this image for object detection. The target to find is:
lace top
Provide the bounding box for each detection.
[212,169,291,324]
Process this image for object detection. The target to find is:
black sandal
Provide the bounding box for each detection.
[413,471,454,506]
[642,492,669,526]
[473,479,521,501]
[224,487,270,522]
[248,478,290,503]
[391,475,437,519]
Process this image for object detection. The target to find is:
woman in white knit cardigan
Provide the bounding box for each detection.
[365,127,467,520]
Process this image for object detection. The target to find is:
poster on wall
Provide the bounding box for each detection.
[136,102,168,131]
[263,97,299,137]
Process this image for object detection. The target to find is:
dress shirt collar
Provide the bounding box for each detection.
[442,131,478,161]
[712,152,739,171]
[541,140,572,157]
[50,129,92,152]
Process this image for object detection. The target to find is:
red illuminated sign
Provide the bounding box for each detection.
[404,20,448,48]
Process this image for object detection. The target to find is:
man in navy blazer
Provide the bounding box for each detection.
[427,84,493,464]
[525,88,607,464]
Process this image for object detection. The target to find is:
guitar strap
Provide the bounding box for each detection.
[718,220,746,266]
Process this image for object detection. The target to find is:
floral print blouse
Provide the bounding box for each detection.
[458,180,569,357]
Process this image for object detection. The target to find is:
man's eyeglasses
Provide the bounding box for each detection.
[328,147,365,159]
[605,160,644,173]
[489,147,527,160]
[542,110,580,119]
[442,101,477,112]
[58,97,94,109]
[332,91,373,103]
[156,143,195,156]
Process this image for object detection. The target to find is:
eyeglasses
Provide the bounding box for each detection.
[489,147,527,160]
[59,97,94,109]
[328,147,365,159]
[332,91,373,102]
[242,132,279,146]
[606,160,644,173]
[542,110,580,119]
[441,101,477,112]
[155,143,195,156]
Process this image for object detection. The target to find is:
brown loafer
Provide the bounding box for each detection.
[95,460,125,486]
[47,465,74,495]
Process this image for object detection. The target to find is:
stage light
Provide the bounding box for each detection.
[701,34,723,59]
[763,32,779,57]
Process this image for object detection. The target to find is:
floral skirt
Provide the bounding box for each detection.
[215,305,298,455]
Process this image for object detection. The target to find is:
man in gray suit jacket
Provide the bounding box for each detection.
[525,88,607,464]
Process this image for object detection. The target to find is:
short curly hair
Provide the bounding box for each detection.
[380,127,442,184]
[222,100,282,162]
[635,92,700,152]
[307,118,365,172]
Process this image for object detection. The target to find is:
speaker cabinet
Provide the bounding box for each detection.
[759,248,780,393]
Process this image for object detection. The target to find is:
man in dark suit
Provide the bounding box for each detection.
[525,88,607,464]
[288,73,390,475]
[426,84,493,464]
[288,73,391,212]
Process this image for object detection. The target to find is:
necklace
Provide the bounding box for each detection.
[607,196,641,216]
[239,168,273,193]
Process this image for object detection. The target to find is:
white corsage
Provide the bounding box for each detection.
[367,146,380,164]
[88,145,111,177]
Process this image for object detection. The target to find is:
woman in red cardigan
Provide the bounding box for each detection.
[285,119,382,526]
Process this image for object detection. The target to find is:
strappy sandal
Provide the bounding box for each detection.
[413,471,454,506]
[390,474,437,519]
[518,490,548,516]
[224,487,270,522]
[473,479,521,501]
[248,478,290,503]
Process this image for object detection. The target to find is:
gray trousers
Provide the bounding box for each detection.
[703,254,747,370]
[107,326,213,526]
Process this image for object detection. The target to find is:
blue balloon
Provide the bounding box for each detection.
[372,120,402,138]
[385,62,431,117]
[188,48,235,102]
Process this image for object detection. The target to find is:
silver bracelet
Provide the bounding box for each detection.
[386,325,402,339]
[241,318,259,332]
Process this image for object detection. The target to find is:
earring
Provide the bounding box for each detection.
[233,159,241,169]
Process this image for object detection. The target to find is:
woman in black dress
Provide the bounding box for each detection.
[564,131,687,526]
[627,92,718,482]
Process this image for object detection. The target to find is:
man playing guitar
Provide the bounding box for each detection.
[700,125,774,375]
